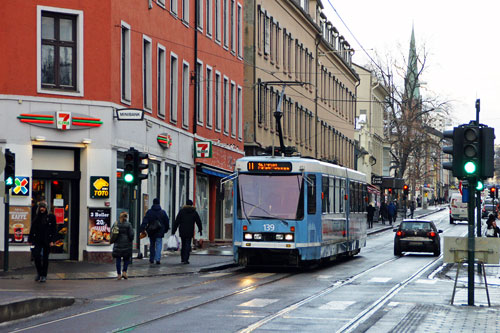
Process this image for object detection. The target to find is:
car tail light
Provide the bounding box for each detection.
[396,231,404,237]
[428,231,436,237]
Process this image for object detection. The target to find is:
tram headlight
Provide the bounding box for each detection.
[285,234,294,241]
[244,233,253,240]
[275,234,284,240]
[253,233,262,240]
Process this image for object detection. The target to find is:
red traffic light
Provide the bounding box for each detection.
[403,185,409,190]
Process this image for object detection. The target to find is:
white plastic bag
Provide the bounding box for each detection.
[166,235,180,251]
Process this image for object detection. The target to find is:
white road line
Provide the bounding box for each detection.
[238,298,279,307]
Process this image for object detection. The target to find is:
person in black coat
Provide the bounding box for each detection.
[379,201,388,225]
[28,201,57,282]
[172,199,203,264]
[367,203,375,229]
[140,198,170,264]
[112,212,134,280]
[485,214,500,237]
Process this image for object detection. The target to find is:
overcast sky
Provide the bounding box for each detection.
[323,0,500,143]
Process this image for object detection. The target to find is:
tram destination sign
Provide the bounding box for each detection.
[247,161,292,172]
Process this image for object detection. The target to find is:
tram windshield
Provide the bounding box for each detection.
[237,174,304,220]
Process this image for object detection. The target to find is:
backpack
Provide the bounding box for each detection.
[146,218,162,235]
[110,223,120,244]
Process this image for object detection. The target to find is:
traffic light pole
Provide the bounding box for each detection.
[467,178,476,306]
[3,192,9,272]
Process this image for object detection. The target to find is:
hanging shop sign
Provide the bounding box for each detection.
[157,133,173,149]
[90,176,110,199]
[11,176,29,196]
[88,207,111,245]
[195,141,213,158]
[8,206,31,244]
[115,108,144,121]
[17,111,102,130]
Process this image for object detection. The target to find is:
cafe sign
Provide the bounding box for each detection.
[90,176,110,199]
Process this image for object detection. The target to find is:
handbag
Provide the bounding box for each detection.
[110,223,120,243]
[166,235,180,251]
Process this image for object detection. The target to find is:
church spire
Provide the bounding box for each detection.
[406,25,420,100]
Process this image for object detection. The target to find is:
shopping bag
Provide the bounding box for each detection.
[166,235,180,251]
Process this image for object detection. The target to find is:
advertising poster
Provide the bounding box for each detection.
[9,206,31,244]
[90,176,110,199]
[88,207,111,245]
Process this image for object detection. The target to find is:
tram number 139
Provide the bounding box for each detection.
[263,224,275,231]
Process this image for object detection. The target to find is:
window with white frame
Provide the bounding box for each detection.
[215,71,221,131]
[157,45,166,117]
[223,0,228,47]
[230,0,235,52]
[143,36,152,111]
[215,0,221,42]
[206,0,212,36]
[237,85,242,140]
[38,6,83,96]
[171,0,178,14]
[206,66,213,128]
[182,61,190,127]
[182,0,189,23]
[231,81,236,137]
[196,0,203,30]
[196,60,204,125]
[223,76,229,134]
[170,53,178,123]
[264,15,270,55]
[121,21,131,103]
[237,3,242,57]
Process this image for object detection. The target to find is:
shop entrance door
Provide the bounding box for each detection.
[32,179,71,260]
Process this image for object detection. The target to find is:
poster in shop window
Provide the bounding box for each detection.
[8,206,31,244]
[88,207,111,245]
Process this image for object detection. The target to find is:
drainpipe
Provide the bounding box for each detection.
[193,0,199,135]
[314,34,321,159]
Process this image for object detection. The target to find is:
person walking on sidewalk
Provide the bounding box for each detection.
[172,199,203,264]
[28,201,57,283]
[409,200,416,218]
[380,201,388,225]
[112,212,134,280]
[485,214,500,237]
[140,198,170,265]
[388,201,396,225]
[367,203,375,229]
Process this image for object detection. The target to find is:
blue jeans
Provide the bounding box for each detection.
[116,256,130,275]
[149,237,163,263]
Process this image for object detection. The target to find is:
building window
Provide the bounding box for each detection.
[196,0,203,30]
[237,85,242,140]
[230,0,235,52]
[182,61,190,128]
[215,0,221,42]
[215,71,221,131]
[231,81,236,137]
[170,53,178,123]
[223,0,228,47]
[121,22,131,103]
[39,8,83,95]
[264,15,270,55]
[164,163,176,221]
[143,36,152,111]
[171,0,178,15]
[206,66,213,128]
[157,45,166,117]
[206,0,212,36]
[196,60,204,125]
[182,0,189,23]
[223,76,229,134]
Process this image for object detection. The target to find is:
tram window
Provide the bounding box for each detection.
[349,182,355,212]
[307,175,316,214]
[358,183,362,212]
[329,177,334,213]
[335,178,340,213]
[362,184,368,211]
[322,176,329,213]
[340,179,345,213]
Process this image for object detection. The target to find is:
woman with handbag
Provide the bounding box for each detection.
[112,212,134,280]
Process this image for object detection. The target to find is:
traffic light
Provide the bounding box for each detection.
[476,180,484,191]
[462,124,481,177]
[134,150,149,183]
[403,185,409,196]
[388,188,392,194]
[123,148,135,184]
[490,187,496,198]
[4,149,15,189]
[480,127,495,179]
[442,127,464,178]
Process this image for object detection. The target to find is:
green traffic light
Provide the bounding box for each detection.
[476,181,484,191]
[124,173,134,183]
[464,161,476,174]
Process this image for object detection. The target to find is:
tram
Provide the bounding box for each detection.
[232,155,368,267]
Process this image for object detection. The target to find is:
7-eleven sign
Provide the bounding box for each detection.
[195,141,212,158]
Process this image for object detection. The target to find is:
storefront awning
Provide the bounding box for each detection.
[368,184,381,195]
[198,164,232,178]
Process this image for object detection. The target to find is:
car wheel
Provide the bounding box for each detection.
[394,243,402,256]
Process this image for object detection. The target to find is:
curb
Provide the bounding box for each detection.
[367,208,447,236]
[199,262,238,272]
[0,297,74,324]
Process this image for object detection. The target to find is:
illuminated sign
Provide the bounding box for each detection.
[90,176,110,199]
[195,141,213,158]
[247,162,292,172]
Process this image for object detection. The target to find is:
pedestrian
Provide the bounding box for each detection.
[367,203,375,229]
[485,214,500,237]
[140,198,170,265]
[112,212,134,280]
[28,201,57,283]
[380,201,388,225]
[172,199,203,264]
[388,201,396,225]
[409,200,416,219]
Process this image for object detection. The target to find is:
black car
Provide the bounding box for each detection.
[482,204,497,218]
[393,219,442,256]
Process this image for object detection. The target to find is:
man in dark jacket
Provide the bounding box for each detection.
[28,201,57,282]
[367,203,375,229]
[140,198,169,264]
[172,199,203,264]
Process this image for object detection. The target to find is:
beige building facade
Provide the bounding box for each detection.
[243,0,358,168]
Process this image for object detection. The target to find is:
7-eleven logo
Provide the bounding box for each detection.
[195,141,212,158]
[56,112,71,130]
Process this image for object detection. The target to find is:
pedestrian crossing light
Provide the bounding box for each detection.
[476,181,484,191]
[123,148,135,184]
[4,148,15,189]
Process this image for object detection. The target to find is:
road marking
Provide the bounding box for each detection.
[369,277,392,283]
[200,272,231,278]
[238,298,279,307]
[316,275,333,279]
[319,300,355,310]
[247,273,275,279]
[158,295,200,305]
[415,279,437,284]
[95,295,139,302]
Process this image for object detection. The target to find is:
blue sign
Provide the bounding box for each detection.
[462,188,469,203]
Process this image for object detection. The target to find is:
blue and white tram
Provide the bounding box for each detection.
[232,155,368,267]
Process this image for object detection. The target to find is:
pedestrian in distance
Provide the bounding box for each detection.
[172,199,203,264]
[380,201,388,225]
[28,201,57,283]
[409,200,416,219]
[388,201,397,225]
[112,212,134,280]
[485,214,500,237]
[140,198,170,265]
[367,203,375,229]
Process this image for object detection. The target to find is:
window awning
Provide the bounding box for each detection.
[198,164,232,179]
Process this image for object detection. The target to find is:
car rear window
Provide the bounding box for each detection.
[401,222,431,231]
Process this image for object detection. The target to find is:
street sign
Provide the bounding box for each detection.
[115,108,144,121]
[371,175,382,185]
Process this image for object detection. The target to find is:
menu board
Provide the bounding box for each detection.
[8,206,31,244]
[88,207,111,245]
